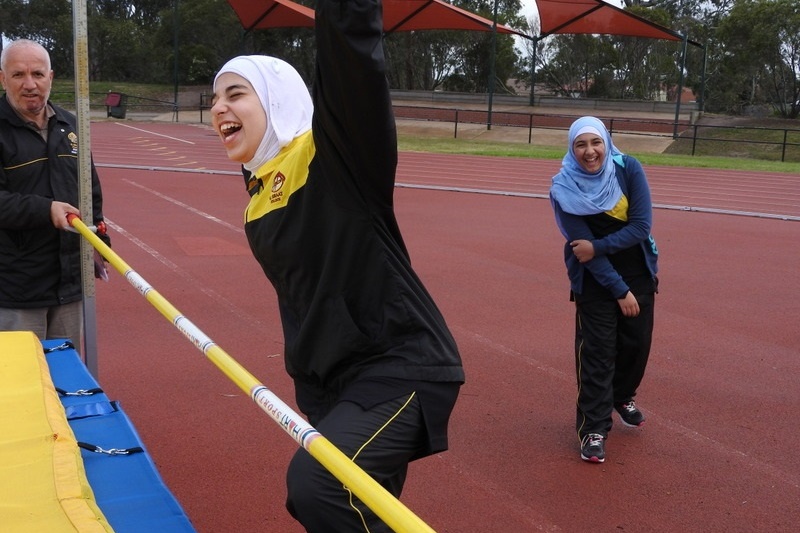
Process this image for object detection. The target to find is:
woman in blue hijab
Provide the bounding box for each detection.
[550,116,659,464]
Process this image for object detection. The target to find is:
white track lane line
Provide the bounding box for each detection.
[123,179,244,234]
[113,122,197,144]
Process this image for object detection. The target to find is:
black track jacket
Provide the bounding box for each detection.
[243,0,465,391]
[0,95,106,308]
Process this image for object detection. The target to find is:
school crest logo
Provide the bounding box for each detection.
[68,132,79,154]
[272,172,286,192]
[270,172,286,203]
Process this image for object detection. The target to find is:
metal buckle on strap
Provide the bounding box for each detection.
[55,387,104,397]
[78,442,144,456]
[43,341,75,353]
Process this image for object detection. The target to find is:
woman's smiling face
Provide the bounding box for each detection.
[572,132,606,174]
[211,72,267,165]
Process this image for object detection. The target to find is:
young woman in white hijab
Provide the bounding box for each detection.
[210,1,464,531]
[550,116,659,464]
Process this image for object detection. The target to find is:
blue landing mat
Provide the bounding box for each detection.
[42,339,196,533]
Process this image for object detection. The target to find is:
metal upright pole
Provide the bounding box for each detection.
[487,0,498,130]
[173,0,180,122]
[673,34,688,139]
[71,0,98,375]
[529,36,539,106]
[699,42,707,113]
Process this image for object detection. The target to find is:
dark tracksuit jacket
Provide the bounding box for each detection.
[552,155,658,300]
[0,95,107,308]
[241,0,464,434]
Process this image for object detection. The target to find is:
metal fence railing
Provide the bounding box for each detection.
[391,105,800,163]
[52,91,799,163]
[677,123,800,162]
[53,91,177,120]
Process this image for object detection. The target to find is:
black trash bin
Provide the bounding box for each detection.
[105,92,127,119]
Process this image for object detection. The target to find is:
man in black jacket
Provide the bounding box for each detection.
[0,39,108,353]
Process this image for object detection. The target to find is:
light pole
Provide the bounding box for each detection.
[173,0,180,121]
[529,36,539,106]
[673,34,688,139]
[487,0,498,130]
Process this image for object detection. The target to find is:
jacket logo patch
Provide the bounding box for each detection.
[68,132,79,154]
[270,172,286,204]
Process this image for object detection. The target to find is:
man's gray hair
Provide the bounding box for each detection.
[0,39,52,72]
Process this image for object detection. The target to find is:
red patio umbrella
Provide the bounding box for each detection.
[534,0,685,41]
[229,0,315,31]
[227,0,529,38]
[382,0,528,37]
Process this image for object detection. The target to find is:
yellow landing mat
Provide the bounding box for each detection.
[0,331,113,532]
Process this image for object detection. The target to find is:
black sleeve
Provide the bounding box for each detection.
[313,0,397,210]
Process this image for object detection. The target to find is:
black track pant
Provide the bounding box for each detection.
[574,293,654,440]
[286,393,422,532]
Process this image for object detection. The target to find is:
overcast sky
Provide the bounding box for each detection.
[521,0,625,19]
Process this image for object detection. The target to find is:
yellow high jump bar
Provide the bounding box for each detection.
[67,215,436,533]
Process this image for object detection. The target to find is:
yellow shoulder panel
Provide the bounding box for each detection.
[245,130,315,223]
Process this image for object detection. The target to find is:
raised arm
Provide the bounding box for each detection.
[313,0,397,205]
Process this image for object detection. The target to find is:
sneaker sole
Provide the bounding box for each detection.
[581,454,605,463]
[618,417,645,428]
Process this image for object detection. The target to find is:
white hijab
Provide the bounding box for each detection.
[214,55,313,172]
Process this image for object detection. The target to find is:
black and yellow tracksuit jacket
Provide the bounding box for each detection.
[242,0,464,398]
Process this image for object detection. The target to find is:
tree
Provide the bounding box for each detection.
[249,27,317,85]
[0,0,74,74]
[6,0,797,122]
[609,5,681,101]
[713,0,800,117]
[382,0,525,94]
[538,34,613,98]
[153,0,245,86]
[88,5,153,82]
[384,31,462,91]
[444,0,525,93]
[536,3,683,102]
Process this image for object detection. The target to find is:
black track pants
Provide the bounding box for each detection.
[574,293,654,439]
[286,393,422,532]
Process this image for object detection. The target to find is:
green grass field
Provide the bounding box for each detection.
[397,135,800,174]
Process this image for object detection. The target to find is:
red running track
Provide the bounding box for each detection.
[85,121,799,532]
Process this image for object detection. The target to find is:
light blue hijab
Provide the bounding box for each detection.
[550,116,623,217]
